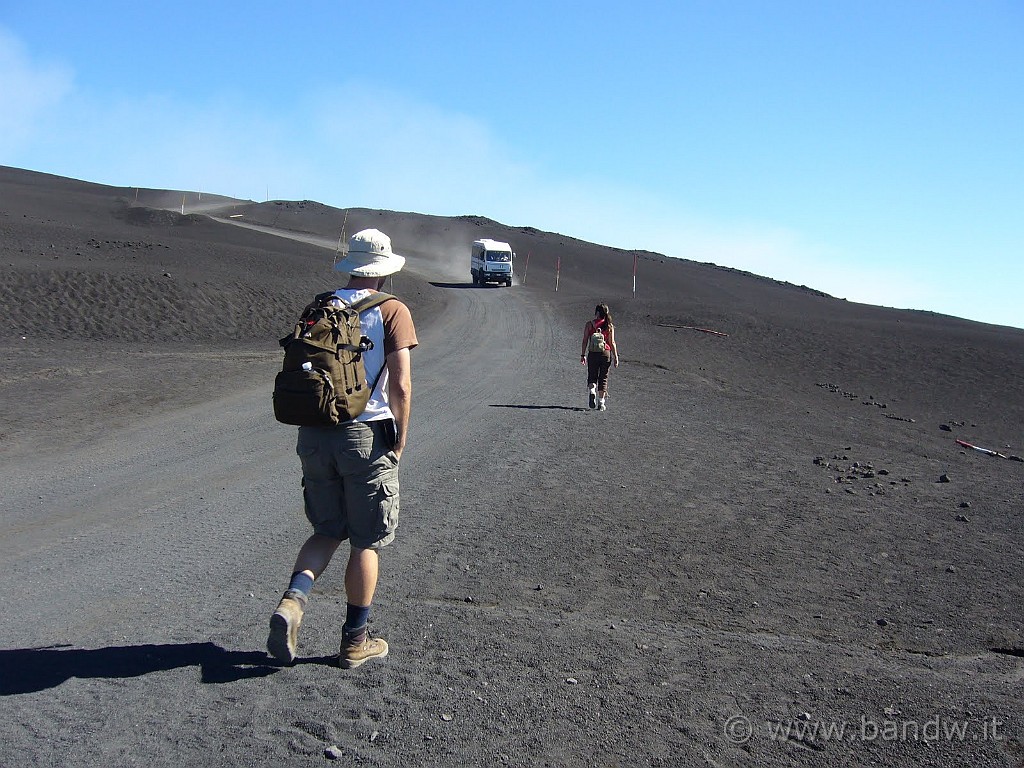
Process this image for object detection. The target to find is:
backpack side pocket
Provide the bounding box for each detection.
[273,368,340,426]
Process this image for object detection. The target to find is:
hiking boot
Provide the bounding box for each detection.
[598,399,607,411]
[267,591,305,664]
[588,384,597,409]
[339,628,389,669]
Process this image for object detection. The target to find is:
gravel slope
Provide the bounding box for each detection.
[1,166,1021,767]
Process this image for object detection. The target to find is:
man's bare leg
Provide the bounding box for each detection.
[267,534,341,664]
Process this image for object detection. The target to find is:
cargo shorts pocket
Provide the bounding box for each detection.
[376,473,400,536]
[295,432,326,474]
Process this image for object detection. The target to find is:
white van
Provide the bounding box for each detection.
[470,239,514,286]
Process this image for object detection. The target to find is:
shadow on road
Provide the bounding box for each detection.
[429,281,514,290]
[429,281,484,289]
[0,642,281,695]
[489,404,589,412]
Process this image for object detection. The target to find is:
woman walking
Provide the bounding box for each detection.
[581,303,619,410]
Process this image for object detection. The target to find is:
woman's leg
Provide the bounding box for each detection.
[597,356,611,408]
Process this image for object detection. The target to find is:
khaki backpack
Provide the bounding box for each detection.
[273,291,395,426]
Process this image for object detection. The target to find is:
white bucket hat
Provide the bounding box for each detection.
[333,228,407,277]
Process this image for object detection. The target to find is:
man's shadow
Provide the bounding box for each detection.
[0,642,299,695]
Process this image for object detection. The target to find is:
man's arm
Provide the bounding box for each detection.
[386,346,412,459]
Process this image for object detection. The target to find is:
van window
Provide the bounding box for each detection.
[486,251,511,262]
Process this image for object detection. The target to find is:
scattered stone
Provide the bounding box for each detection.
[946,565,957,573]
[465,596,474,603]
[325,745,343,760]
[441,713,453,721]
[938,474,951,483]
[534,584,543,591]
[940,424,952,432]
[876,618,889,627]
[370,730,379,742]
[958,501,971,508]
[885,414,916,423]
[566,677,579,684]
[162,271,171,278]
[884,705,901,716]
[956,514,970,523]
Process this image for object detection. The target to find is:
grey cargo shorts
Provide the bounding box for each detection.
[296,419,400,550]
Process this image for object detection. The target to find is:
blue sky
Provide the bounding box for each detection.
[2,1,1022,328]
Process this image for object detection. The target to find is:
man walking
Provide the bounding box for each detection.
[268,228,418,669]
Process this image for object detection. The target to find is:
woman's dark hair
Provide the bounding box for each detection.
[595,303,613,327]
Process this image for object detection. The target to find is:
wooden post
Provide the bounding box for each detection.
[334,210,348,268]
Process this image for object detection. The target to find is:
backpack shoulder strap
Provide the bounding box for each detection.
[296,291,337,316]
[312,290,337,304]
[342,293,397,380]
[352,293,398,391]
[306,291,395,313]
[347,292,396,314]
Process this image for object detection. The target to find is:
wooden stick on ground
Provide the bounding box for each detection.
[657,323,729,337]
